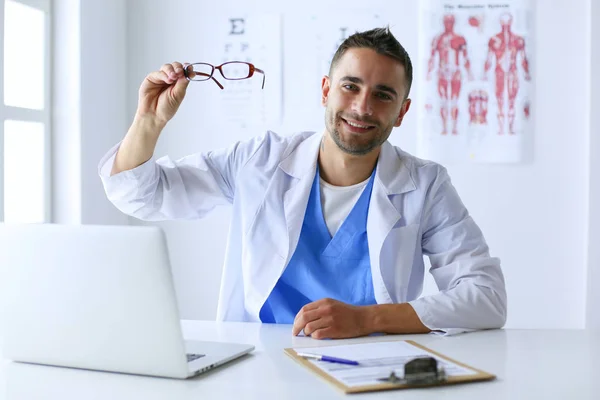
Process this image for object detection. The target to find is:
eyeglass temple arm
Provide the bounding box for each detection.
[184,70,224,90]
[210,76,224,90]
[255,67,265,89]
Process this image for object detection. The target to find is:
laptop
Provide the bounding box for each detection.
[0,223,254,379]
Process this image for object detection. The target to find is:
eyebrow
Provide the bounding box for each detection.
[339,76,399,98]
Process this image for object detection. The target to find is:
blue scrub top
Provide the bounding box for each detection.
[260,164,377,323]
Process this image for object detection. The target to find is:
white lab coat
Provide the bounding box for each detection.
[98,130,507,335]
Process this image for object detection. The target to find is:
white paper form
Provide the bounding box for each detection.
[293,341,477,388]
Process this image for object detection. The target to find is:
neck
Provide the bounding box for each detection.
[318,131,380,186]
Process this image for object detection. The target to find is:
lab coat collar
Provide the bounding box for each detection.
[278,131,322,178]
[376,141,417,195]
[278,130,417,196]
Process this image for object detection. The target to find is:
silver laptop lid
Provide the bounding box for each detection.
[0,223,190,379]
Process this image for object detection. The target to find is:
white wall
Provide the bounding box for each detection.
[52,0,129,226]
[122,0,593,328]
[451,0,589,329]
[587,0,600,331]
[52,0,81,224]
[79,0,129,225]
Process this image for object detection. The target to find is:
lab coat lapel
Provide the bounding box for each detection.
[279,133,323,262]
[245,132,322,319]
[367,141,417,303]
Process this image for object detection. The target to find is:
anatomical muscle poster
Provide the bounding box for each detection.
[417,0,534,163]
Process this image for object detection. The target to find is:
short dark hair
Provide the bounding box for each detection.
[329,26,413,99]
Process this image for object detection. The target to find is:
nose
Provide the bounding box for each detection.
[352,91,373,116]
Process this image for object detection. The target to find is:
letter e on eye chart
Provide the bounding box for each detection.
[213,14,283,131]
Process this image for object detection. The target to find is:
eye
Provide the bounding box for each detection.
[342,84,358,91]
[376,92,393,101]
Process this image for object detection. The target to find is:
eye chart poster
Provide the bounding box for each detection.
[210,14,283,131]
[417,0,535,163]
[307,13,384,79]
[299,13,385,129]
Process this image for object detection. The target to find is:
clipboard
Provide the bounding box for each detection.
[284,340,495,394]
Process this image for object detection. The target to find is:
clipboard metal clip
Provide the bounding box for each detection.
[378,357,447,385]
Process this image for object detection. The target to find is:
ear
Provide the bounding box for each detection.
[394,98,412,127]
[321,76,331,107]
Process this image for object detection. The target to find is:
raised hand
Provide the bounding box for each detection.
[135,61,190,126]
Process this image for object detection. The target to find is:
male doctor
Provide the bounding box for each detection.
[99,27,506,339]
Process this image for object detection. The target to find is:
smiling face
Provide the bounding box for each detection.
[322,47,411,156]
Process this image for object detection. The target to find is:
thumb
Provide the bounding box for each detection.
[172,76,190,102]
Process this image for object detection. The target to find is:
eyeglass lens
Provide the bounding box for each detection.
[186,63,213,81]
[187,62,251,81]
[220,62,251,80]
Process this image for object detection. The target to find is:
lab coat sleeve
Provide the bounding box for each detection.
[408,165,507,335]
[97,133,268,221]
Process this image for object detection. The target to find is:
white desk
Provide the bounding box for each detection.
[1,321,598,399]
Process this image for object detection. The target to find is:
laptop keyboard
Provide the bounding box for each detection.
[186,353,205,363]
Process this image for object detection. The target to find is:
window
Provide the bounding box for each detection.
[0,0,51,223]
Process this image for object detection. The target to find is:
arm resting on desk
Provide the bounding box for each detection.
[292,299,430,339]
[292,167,506,339]
[363,303,431,334]
[408,166,507,335]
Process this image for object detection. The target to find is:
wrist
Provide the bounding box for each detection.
[359,305,379,335]
[131,113,167,136]
[359,303,431,335]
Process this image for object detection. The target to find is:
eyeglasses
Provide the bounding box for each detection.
[183,61,265,90]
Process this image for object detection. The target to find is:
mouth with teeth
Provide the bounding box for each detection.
[341,117,377,133]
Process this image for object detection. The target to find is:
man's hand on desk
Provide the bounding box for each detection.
[292,298,367,339]
[292,298,431,339]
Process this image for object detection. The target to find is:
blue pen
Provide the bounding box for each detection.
[296,352,359,366]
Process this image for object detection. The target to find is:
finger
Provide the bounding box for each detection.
[303,316,333,337]
[146,70,173,85]
[172,61,184,74]
[183,64,196,80]
[298,300,324,315]
[310,327,335,340]
[160,63,176,75]
[160,63,178,81]
[292,309,321,336]
[172,75,190,100]
[171,62,186,80]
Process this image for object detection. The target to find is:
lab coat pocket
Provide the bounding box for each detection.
[244,200,287,261]
[379,223,421,302]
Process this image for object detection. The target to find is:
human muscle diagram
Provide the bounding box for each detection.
[426,14,474,136]
[418,1,534,163]
[468,89,488,124]
[483,12,531,135]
